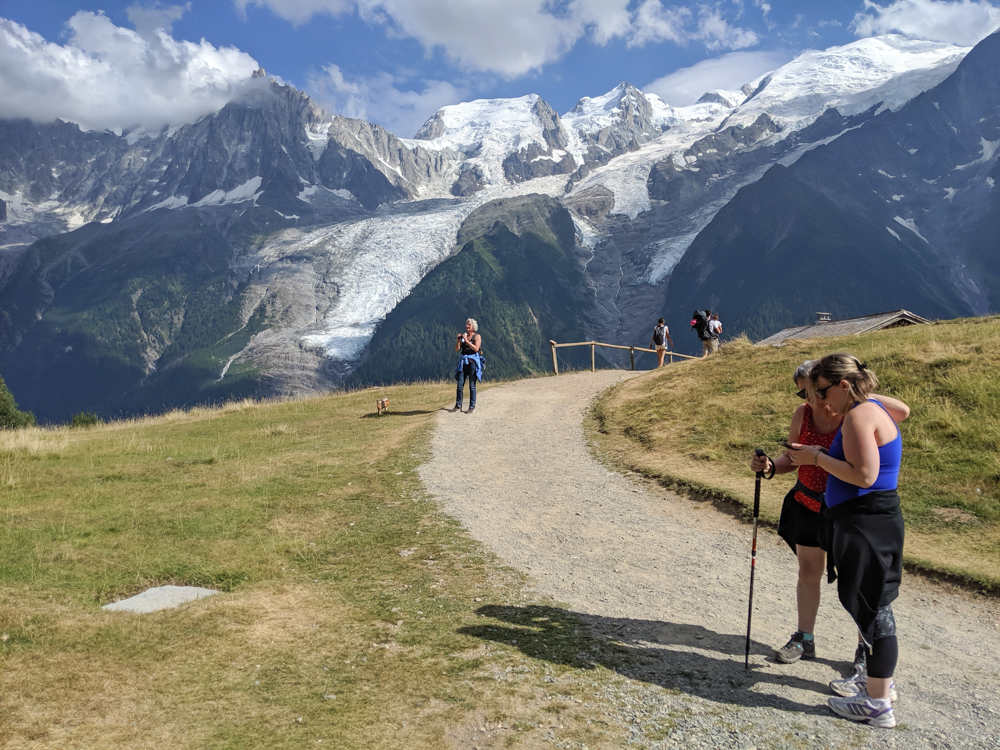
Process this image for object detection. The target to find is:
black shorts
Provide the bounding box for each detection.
[777,486,823,553]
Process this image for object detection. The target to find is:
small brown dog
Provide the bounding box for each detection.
[375,397,390,416]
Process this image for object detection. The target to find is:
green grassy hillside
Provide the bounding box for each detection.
[0,384,638,748]
[590,316,1000,590]
[0,208,275,423]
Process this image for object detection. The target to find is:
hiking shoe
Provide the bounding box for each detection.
[465,407,475,414]
[828,691,896,728]
[448,406,462,412]
[775,632,815,663]
[830,667,897,702]
[853,643,867,672]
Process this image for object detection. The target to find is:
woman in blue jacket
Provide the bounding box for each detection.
[452,318,482,414]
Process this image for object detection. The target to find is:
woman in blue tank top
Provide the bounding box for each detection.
[786,353,908,730]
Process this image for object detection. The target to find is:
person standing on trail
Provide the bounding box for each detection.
[708,313,722,354]
[750,362,908,672]
[649,318,673,367]
[692,310,713,357]
[452,318,483,414]
[786,354,907,729]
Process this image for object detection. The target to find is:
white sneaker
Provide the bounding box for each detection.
[829,666,898,702]
[828,691,896,728]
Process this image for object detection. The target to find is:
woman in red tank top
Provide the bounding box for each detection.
[750,361,841,664]
[750,361,910,667]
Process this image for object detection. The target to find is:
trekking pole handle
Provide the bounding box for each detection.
[754,448,765,479]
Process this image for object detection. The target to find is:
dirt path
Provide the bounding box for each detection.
[420,371,1000,749]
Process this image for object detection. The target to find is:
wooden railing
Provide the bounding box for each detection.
[548,339,699,375]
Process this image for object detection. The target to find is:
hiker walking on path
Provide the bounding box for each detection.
[649,318,674,367]
[786,354,907,729]
[750,362,909,670]
[452,318,483,414]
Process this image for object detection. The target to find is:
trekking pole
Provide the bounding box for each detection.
[745,448,766,670]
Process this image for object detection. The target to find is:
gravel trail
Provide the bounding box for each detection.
[420,371,1000,749]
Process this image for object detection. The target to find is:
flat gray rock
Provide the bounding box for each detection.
[102,585,219,613]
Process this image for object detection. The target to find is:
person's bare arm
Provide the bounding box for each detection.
[871,393,910,424]
[464,334,481,353]
[666,329,674,347]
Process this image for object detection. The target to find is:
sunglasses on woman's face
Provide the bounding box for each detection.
[796,389,808,399]
[815,381,840,400]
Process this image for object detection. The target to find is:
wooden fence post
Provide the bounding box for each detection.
[590,342,595,372]
[549,340,558,376]
[630,346,635,370]
[669,352,674,364]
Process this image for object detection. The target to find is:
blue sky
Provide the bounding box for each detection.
[2,0,999,137]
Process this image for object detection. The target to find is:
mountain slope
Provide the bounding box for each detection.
[347,195,600,387]
[1,33,991,417]
[663,164,972,342]
[658,29,1000,341]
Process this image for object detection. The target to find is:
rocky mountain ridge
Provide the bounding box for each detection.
[1,32,995,421]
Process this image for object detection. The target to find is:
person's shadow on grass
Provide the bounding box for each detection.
[458,604,848,716]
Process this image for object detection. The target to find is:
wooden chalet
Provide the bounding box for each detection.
[756,309,932,346]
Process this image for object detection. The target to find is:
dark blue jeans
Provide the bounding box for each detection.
[455,365,477,410]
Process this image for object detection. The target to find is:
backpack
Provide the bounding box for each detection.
[652,325,666,346]
[691,310,711,341]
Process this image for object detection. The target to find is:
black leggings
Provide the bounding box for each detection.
[867,604,898,679]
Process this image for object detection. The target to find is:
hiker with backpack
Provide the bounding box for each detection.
[649,318,674,367]
[451,318,483,414]
[691,309,718,357]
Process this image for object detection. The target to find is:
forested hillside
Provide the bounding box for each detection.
[348,195,605,387]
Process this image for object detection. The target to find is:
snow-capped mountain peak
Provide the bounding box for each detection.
[727,34,969,131]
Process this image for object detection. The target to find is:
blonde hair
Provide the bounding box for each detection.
[811,353,879,402]
[465,318,479,332]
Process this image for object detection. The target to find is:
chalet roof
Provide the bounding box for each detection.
[756,309,932,346]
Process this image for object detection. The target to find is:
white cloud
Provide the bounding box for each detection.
[308,64,464,137]
[569,0,633,45]
[356,0,583,78]
[126,2,191,35]
[643,48,792,105]
[238,0,762,77]
[851,0,1000,46]
[0,12,260,133]
[628,2,760,49]
[694,6,761,50]
[629,1,690,46]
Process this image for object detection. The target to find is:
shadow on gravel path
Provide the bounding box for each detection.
[423,370,1000,748]
[461,604,833,716]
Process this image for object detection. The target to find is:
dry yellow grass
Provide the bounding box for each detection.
[0,384,648,748]
[589,317,1000,591]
